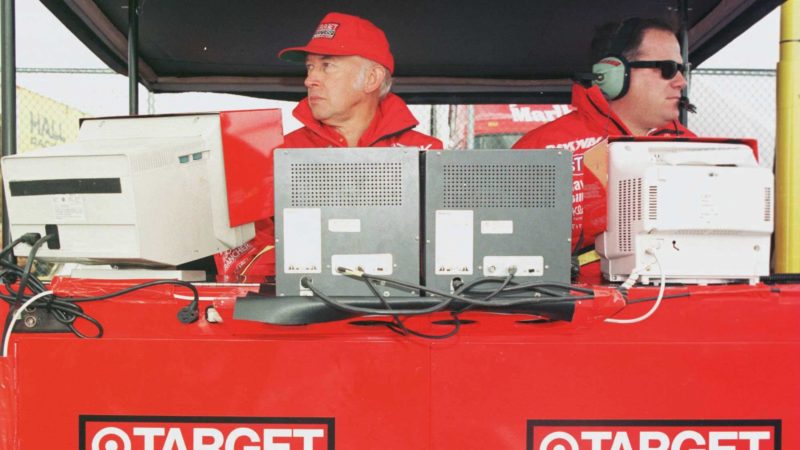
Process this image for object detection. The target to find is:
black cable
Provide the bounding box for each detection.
[309,270,583,339]
[14,234,55,306]
[385,314,462,339]
[2,235,54,352]
[357,272,593,308]
[301,277,455,316]
[359,276,461,339]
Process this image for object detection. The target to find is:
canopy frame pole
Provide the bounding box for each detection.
[775,0,800,273]
[1,0,16,254]
[678,0,691,126]
[128,0,139,115]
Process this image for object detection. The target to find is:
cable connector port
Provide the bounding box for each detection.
[336,267,364,277]
[19,233,42,246]
[177,306,199,324]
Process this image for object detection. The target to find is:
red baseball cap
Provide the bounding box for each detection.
[278,12,395,74]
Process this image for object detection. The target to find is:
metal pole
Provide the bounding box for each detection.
[678,0,690,126]
[775,0,800,273]
[1,0,16,254]
[128,0,139,115]
[466,105,475,149]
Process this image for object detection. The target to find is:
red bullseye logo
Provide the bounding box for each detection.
[539,431,579,450]
[91,427,132,450]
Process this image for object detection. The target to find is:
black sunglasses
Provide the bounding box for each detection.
[629,60,689,79]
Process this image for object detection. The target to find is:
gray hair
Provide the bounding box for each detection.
[353,57,393,99]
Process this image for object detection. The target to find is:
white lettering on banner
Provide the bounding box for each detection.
[572,155,584,172]
[90,426,327,450]
[194,428,224,450]
[132,427,166,450]
[545,136,603,152]
[509,104,572,123]
[537,430,772,450]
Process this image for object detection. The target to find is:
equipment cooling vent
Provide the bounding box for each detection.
[290,162,403,207]
[648,185,658,221]
[765,186,772,222]
[617,178,642,253]
[129,151,174,173]
[442,164,557,208]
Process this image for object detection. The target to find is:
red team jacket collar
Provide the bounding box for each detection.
[572,84,634,136]
[572,83,690,137]
[292,93,420,147]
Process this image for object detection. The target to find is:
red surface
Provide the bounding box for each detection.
[219,109,284,227]
[1,282,799,449]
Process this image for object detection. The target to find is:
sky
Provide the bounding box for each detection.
[9,1,785,124]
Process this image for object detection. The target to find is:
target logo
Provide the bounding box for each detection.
[91,427,131,450]
[527,420,780,450]
[80,415,334,450]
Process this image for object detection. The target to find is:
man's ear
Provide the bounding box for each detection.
[363,65,385,94]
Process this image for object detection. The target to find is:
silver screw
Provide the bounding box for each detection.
[23,315,37,328]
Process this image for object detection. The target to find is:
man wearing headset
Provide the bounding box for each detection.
[513,18,695,281]
[215,12,442,282]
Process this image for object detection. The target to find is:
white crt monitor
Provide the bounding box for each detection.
[2,113,274,267]
[596,140,773,285]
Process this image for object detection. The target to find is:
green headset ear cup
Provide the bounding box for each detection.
[592,55,630,100]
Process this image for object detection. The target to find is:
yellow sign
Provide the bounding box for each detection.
[16,86,86,153]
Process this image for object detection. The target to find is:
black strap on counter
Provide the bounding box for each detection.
[233,294,576,326]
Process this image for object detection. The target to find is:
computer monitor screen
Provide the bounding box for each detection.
[2,111,282,267]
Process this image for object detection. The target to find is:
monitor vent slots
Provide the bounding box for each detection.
[441,164,557,208]
[289,162,404,207]
[618,177,642,253]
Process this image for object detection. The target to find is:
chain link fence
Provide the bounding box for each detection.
[688,68,776,169]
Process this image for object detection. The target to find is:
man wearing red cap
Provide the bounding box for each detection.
[279,12,442,149]
[215,12,441,282]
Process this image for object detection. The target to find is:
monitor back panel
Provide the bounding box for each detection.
[275,148,420,297]
[424,150,572,293]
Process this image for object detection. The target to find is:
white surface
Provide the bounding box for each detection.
[434,210,473,275]
[283,208,322,273]
[331,254,394,276]
[482,256,544,277]
[598,141,773,284]
[2,114,256,266]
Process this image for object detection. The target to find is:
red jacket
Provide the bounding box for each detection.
[283,93,443,149]
[513,83,695,252]
[216,93,442,282]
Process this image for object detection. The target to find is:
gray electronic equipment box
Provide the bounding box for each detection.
[424,149,572,292]
[274,148,420,297]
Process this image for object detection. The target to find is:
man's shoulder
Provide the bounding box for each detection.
[392,129,443,150]
[512,111,601,151]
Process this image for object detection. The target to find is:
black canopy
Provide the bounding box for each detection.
[41,0,783,103]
